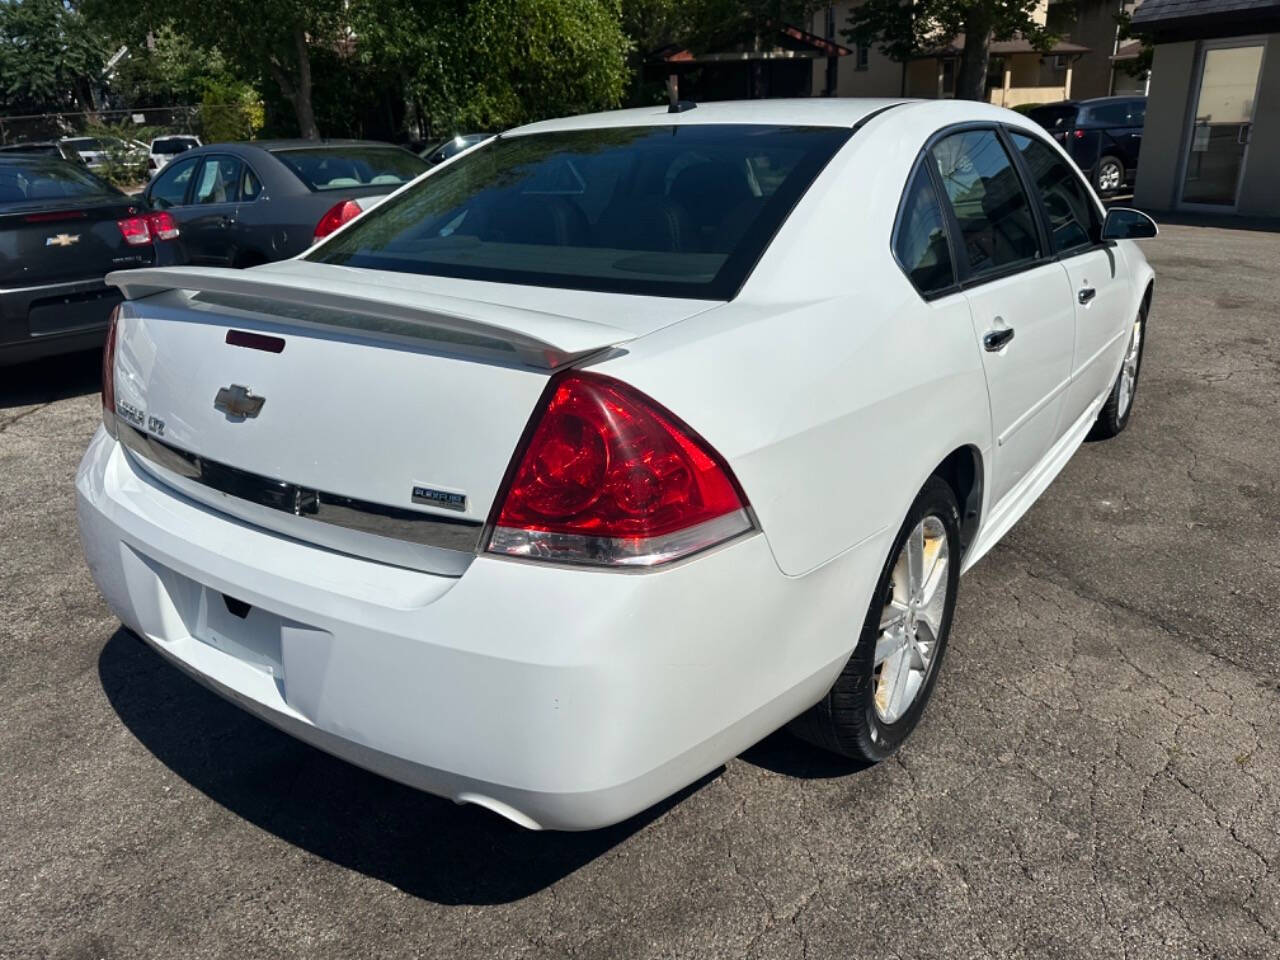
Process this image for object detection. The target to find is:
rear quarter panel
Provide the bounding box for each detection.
[595,102,995,579]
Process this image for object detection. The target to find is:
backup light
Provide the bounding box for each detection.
[486,372,753,567]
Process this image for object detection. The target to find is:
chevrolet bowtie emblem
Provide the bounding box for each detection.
[45,233,80,247]
[214,384,265,419]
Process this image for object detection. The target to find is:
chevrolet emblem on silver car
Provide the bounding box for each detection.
[213,384,265,419]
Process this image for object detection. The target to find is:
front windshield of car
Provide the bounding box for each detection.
[308,124,850,300]
[272,146,429,191]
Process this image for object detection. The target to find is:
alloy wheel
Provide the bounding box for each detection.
[872,515,950,724]
[1098,160,1122,193]
[1117,316,1142,417]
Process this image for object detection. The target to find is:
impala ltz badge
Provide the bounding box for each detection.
[412,486,467,512]
[214,384,265,419]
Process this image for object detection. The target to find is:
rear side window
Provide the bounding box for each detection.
[930,129,1040,279]
[893,164,954,296]
[149,155,198,209]
[1010,131,1100,254]
[273,146,427,191]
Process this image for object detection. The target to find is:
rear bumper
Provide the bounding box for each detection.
[76,428,884,830]
[0,279,120,365]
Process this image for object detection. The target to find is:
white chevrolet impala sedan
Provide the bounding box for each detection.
[77,99,1156,830]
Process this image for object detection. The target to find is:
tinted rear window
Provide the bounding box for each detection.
[272,146,428,191]
[154,138,199,154]
[307,124,850,300]
[0,161,119,207]
[1028,105,1078,130]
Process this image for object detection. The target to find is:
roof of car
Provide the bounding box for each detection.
[1078,94,1147,104]
[508,98,911,137]
[234,138,402,150]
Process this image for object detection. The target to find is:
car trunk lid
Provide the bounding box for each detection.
[0,198,154,287]
[106,263,717,574]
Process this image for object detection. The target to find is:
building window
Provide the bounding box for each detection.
[856,44,869,71]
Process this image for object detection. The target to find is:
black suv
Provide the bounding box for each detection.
[1027,96,1146,196]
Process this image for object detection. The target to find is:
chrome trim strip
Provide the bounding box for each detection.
[117,423,484,563]
[0,277,110,295]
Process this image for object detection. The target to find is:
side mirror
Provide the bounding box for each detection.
[1101,207,1158,241]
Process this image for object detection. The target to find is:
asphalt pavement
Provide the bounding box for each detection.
[1,222,1277,959]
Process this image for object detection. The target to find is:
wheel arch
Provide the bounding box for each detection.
[932,445,984,558]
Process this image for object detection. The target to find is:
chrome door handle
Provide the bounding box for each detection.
[983,328,1015,352]
[1078,287,1097,304]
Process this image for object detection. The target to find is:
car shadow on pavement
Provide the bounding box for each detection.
[97,628,716,905]
[738,729,874,780]
[1,349,101,409]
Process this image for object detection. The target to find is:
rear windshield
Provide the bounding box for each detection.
[153,138,199,154]
[63,138,100,150]
[308,124,851,300]
[0,161,119,207]
[1028,105,1078,131]
[272,146,428,191]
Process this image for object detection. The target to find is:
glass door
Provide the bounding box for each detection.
[1180,41,1266,208]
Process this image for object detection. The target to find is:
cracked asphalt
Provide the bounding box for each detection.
[2,222,1277,959]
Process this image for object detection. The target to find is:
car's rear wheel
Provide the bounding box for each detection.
[1094,155,1124,195]
[1088,304,1146,440]
[789,476,961,761]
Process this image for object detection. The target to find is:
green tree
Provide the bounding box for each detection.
[363,0,631,136]
[111,25,233,107]
[83,0,346,138]
[0,0,107,114]
[844,0,1060,102]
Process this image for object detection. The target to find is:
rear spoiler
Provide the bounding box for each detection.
[106,265,636,369]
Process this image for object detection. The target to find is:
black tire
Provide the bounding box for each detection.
[789,476,961,762]
[1094,155,1125,196]
[1087,302,1147,441]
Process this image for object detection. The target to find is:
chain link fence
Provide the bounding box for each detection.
[0,104,256,146]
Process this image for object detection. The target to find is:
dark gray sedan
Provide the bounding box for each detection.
[143,140,429,268]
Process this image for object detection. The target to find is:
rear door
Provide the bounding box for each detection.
[1007,129,1132,423]
[930,127,1076,506]
[181,155,244,266]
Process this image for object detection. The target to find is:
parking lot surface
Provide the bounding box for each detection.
[2,223,1277,960]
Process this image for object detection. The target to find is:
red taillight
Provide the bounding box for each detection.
[313,200,362,245]
[147,211,179,240]
[1073,129,1085,140]
[486,371,753,567]
[102,305,119,437]
[117,212,181,246]
[117,215,151,245]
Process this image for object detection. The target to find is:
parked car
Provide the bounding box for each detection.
[140,139,429,267]
[147,135,201,175]
[0,141,86,164]
[0,156,182,365]
[60,136,150,171]
[78,99,1156,829]
[421,133,489,165]
[1027,96,1146,195]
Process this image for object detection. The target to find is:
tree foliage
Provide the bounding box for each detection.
[111,25,235,108]
[844,0,1060,102]
[363,0,631,137]
[0,0,106,114]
